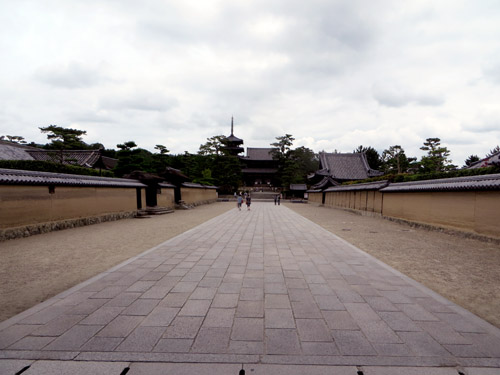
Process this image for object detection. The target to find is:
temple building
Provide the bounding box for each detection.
[309,151,384,190]
[223,117,244,156]
[221,119,278,188]
[240,147,279,187]
[0,140,117,171]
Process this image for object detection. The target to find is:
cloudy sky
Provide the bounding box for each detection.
[1,0,500,166]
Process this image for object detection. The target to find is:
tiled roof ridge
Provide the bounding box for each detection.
[468,150,500,168]
[0,140,40,150]
[325,180,389,192]
[381,173,500,192]
[390,173,500,186]
[0,168,145,188]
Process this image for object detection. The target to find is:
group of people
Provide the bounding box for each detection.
[236,193,251,211]
[234,192,282,210]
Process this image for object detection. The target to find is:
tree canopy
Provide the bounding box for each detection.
[418,137,456,172]
[39,125,88,150]
[353,145,382,170]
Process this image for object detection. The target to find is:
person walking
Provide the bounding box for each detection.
[246,194,251,210]
[277,194,281,205]
[237,194,243,211]
[274,195,277,205]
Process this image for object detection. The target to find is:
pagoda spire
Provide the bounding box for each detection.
[231,116,234,136]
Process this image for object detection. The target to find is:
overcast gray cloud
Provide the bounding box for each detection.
[0,0,499,166]
[35,62,110,89]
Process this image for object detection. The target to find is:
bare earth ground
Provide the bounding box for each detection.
[1,201,499,329]
[286,203,500,328]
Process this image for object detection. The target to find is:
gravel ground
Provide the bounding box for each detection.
[1,201,499,329]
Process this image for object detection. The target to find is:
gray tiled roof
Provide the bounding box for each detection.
[242,168,278,174]
[380,174,500,192]
[181,182,217,189]
[27,149,102,168]
[325,180,389,192]
[244,148,274,161]
[0,168,145,188]
[0,141,37,160]
[318,152,383,181]
[226,134,243,143]
[310,176,339,190]
[158,182,176,188]
[290,184,307,191]
[468,151,500,169]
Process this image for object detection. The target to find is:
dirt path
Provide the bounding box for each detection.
[0,203,234,322]
[285,203,500,328]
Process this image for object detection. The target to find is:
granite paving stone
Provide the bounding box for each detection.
[158,292,190,308]
[23,360,130,374]
[19,306,70,325]
[121,298,160,316]
[322,310,359,330]
[192,327,231,353]
[43,324,103,351]
[96,316,143,338]
[396,331,451,357]
[32,315,85,336]
[8,336,55,350]
[153,338,193,353]
[140,306,179,327]
[65,298,108,315]
[178,299,211,316]
[265,308,295,328]
[331,330,377,356]
[79,306,125,325]
[140,285,173,299]
[163,316,203,339]
[212,293,239,308]
[203,308,235,327]
[80,337,123,352]
[236,301,264,318]
[104,292,142,307]
[239,287,264,301]
[126,280,156,293]
[1,202,499,370]
[291,301,322,318]
[190,287,217,300]
[265,329,301,355]
[231,318,264,341]
[115,326,165,352]
[296,319,332,342]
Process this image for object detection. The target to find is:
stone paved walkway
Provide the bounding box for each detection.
[1,203,499,374]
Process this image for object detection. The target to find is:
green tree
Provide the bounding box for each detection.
[464,154,480,168]
[198,135,226,156]
[0,135,26,144]
[211,155,242,193]
[192,168,216,185]
[270,134,295,160]
[418,138,456,173]
[270,135,317,188]
[486,145,500,157]
[39,125,89,164]
[154,144,170,154]
[353,145,382,170]
[39,125,88,150]
[382,145,416,174]
[114,141,156,177]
